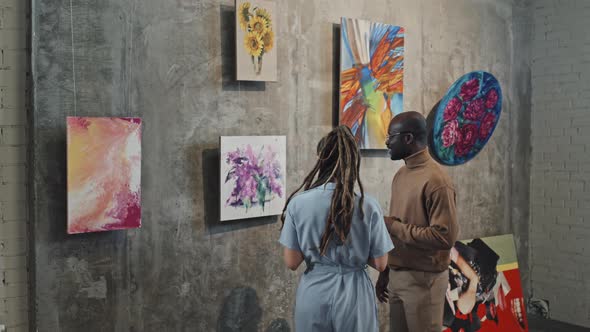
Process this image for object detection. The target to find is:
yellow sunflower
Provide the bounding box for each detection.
[238,2,251,31]
[244,32,264,57]
[261,30,274,52]
[248,16,268,36]
[255,7,272,26]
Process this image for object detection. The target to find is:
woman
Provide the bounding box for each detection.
[279,126,394,332]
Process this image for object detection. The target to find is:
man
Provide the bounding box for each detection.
[377,111,459,332]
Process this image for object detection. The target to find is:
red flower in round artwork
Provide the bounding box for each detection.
[485,89,499,109]
[443,97,462,122]
[464,98,485,121]
[455,123,479,157]
[479,112,496,140]
[442,120,459,147]
[459,78,480,101]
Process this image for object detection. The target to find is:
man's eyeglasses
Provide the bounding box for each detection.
[386,131,413,142]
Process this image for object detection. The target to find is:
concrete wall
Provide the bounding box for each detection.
[31,0,532,330]
[0,0,29,331]
[530,0,590,327]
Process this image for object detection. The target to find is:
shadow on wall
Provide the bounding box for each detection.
[332,23,340,129]
[201,148,278,235]
[42,131,68,242]
[265,319,291,332]
[217,287,290,332]
[426,100,443,163]
[219,4,265,92]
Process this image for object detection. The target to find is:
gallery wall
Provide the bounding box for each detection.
[530,0,590,327]
[31,0,532,330]
[0,1,30,331]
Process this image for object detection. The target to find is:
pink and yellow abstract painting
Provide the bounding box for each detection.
[67,117,142,234]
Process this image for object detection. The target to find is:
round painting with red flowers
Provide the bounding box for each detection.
[431,71,502,166]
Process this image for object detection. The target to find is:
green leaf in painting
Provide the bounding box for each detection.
[440,145,455,163]
[257,176,268,211]
[243,198,251,212]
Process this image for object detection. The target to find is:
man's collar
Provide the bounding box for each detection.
[403,149,430,169]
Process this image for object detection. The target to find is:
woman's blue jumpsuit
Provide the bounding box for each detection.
[279,183,394,332]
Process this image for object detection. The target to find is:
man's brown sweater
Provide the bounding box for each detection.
[386,149,459,272]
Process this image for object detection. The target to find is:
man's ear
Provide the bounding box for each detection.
[404,133,414,144]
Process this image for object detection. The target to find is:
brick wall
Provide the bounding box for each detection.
[530,0,590,327]
[0,0,29,330]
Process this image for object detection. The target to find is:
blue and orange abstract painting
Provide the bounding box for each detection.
[339,17,405,149]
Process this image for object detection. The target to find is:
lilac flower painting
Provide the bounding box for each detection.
[220,136,286,221]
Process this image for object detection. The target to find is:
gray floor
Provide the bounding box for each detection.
[529,316,590,332]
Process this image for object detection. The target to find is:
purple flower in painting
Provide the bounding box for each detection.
[244,144,259,168]
[485,89,499,109]
[443,98,462,122]
[459,78,480,101]
[225,144,283,210]
[441,120,459,148]
[464,98,485,121]
[261,145,283,198]
[479,112,496,140]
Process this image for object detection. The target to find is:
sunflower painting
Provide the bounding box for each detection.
[236,0,277,81]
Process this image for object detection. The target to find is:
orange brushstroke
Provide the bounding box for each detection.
[370,33,404,95]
